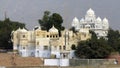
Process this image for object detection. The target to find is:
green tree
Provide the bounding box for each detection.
[38,11,65,31]
[0,18,25,49]
[69,27,77,33]
[39,11,51,30]
[107,28,120,52]
[75,31,111,59]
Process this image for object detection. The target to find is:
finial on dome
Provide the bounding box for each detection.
[72,17,79,27]
[52,25,55,28]
[87,8,95,15]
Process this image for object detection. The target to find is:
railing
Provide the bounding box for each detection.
[3,59,118,68]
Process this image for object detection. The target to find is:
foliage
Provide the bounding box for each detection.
[69,27,77,33]
[0,18,25,49]
[75,31,112,59]
[107,28,120,52]
[38,11,65,31]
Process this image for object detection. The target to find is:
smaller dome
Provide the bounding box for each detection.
[80,18,84,22]
[96,17,102,22]
[87,8,95,15]
[49,25,58,33]
[16,27,22,32]
[72,17,79,27]
[21,28,27,32]
[103,18,108,23]
[73,17,79,23]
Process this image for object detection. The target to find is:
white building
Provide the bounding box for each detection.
[72,8,109,39]
[11,26,91,58]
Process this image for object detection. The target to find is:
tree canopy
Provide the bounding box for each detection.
[0,18,25,49]
[38,11,65,31]
[107,28,120,52]
[75,31,112,59]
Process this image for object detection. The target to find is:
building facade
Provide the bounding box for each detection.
[11,26,91,58]
[72,8,109,39]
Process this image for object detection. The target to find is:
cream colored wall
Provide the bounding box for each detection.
[12,28,91,52]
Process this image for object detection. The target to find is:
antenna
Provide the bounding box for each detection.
[4,11,7,19]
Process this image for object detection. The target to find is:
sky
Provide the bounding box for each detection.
[0,0,120,30]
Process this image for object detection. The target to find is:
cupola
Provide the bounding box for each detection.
[103,18,108,23]
[72,17,79,27]
[96,17,102,23]
[49,25,58,33]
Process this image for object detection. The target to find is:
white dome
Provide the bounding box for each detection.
[103,18,109,25]
[49,25,58,33]
[96,17,102,22]
[21,28,27,32]
[87,8,95,15]
[103,18,108,23]
[72,17,79,27]
[73,17,79,23]
[80,18,84,22]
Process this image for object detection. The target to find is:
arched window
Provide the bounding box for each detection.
[47,35,49,38]
[23,47,25,49]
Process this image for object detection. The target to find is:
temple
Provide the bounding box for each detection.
[11,25,91,58]
[72,8,109,39]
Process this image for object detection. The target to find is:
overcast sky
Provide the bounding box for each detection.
[0,0,120,30]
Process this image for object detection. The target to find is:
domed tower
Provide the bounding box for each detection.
[103,18,109,30]
[49,25,58,33]
[95,17,102,29]
[71,17,80,30]
[49,25,59,39]
[85,8,96,23]
[96,17,102,23]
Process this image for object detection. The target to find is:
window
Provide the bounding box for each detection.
[84,34,86,37]
[63,46,66,50]
[44,46,48,50]
[59,46,61,50]
[23,47,25,49]
[91,20,92,22]
[23,35,25,38]
[37,41,39,45]
[47,35,49,38]
[56,35,58,38]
